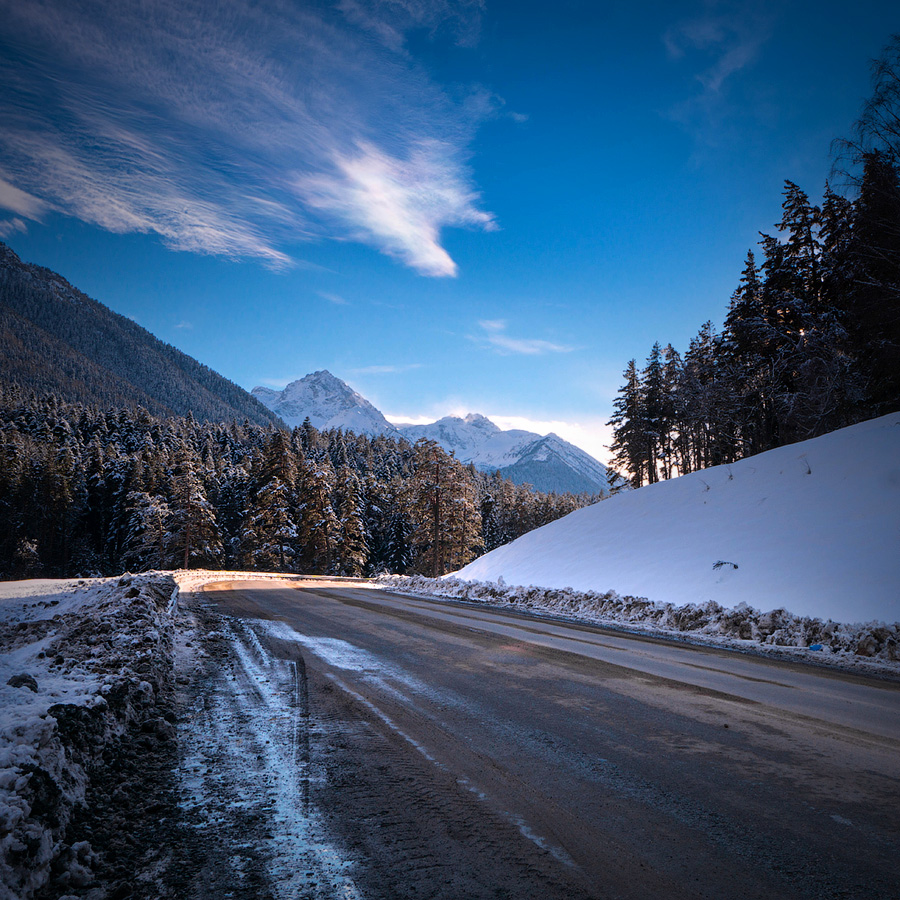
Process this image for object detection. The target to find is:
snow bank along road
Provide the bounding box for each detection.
[183,578,900,900]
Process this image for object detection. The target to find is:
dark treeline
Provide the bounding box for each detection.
[0,386,597,579]
[609,39,900,487]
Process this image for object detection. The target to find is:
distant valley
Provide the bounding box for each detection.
[0,240,614,496]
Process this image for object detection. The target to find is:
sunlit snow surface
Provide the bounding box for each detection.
[456,413,900,625]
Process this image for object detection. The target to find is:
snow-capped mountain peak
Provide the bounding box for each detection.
[251,370,399,437]
[462,413,499,430]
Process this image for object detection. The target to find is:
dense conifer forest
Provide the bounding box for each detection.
[0,386,596,579]
[608,38,900,487]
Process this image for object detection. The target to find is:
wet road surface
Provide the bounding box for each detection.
[180,580,900,900]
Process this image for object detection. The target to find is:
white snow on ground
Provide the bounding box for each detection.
[454,412,900,626]
[0,579,103,735]
[0,579,104,898]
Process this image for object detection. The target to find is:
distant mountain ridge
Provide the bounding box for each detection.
[0,241,281,426]
[253,372,616,495]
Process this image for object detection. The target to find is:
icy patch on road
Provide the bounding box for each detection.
[256,621,449,710]
[255,620,577,873]
[264,629,384,674]
[177,614,362,900]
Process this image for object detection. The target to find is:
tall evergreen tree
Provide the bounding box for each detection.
[608,359,647,487]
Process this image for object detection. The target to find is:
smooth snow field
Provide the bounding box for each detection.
[456,412,900,625]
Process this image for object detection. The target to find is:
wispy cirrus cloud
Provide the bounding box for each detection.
[338,0,485,52]
[0,217,27,239]
[664,6,771,94]
[0,176,47,219]
[0,0,493,274]
[349,363,423,375]
[319,291,351,306]
[0,175,46,237]
[473,319,575,356]
[664,3,773,138]
[297,140,495,277]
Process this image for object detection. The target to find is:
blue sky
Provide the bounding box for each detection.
[0,0,895,461]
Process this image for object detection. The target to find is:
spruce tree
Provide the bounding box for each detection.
[608,359,647,487]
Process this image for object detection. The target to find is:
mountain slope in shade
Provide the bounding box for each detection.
[0,241,281,427]
[455,412,900,624]
[252,371,400,436]
[495,432,614,495]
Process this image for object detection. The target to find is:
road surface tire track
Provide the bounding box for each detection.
[171,596,362,900]
[174,590,597,899]
[304,665,595,900]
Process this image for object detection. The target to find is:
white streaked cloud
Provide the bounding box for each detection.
[474,319,575,356]
[664,3,773,143]
[0,218,28,239]
[0,0,493,274]
[338,0,485,52]
[0,177,47,219]
[664,7,770,94]
[296,140,495,277]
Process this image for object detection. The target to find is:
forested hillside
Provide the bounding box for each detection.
[0,386,596,579]
[0,242,281,427]
[608,40,900,487]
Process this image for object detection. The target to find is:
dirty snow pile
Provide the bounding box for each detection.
[453,412,900,627]
[0,573,176,900]
[378,575,899,670]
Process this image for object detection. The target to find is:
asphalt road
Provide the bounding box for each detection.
[196,580,900,900]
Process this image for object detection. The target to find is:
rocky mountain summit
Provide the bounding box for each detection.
[252,370,400,436]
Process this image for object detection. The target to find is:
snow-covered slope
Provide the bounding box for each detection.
[252,370,400,436]
[455,412,900,624]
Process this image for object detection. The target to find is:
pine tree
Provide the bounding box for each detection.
[333,467,368,575]
[169,449,222,569]
[241,477,297,571]
[843,151,900,412]
[122,491,173,570]
[608,359,647,487]
[296,457,339,574]
[641,343,666,484]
